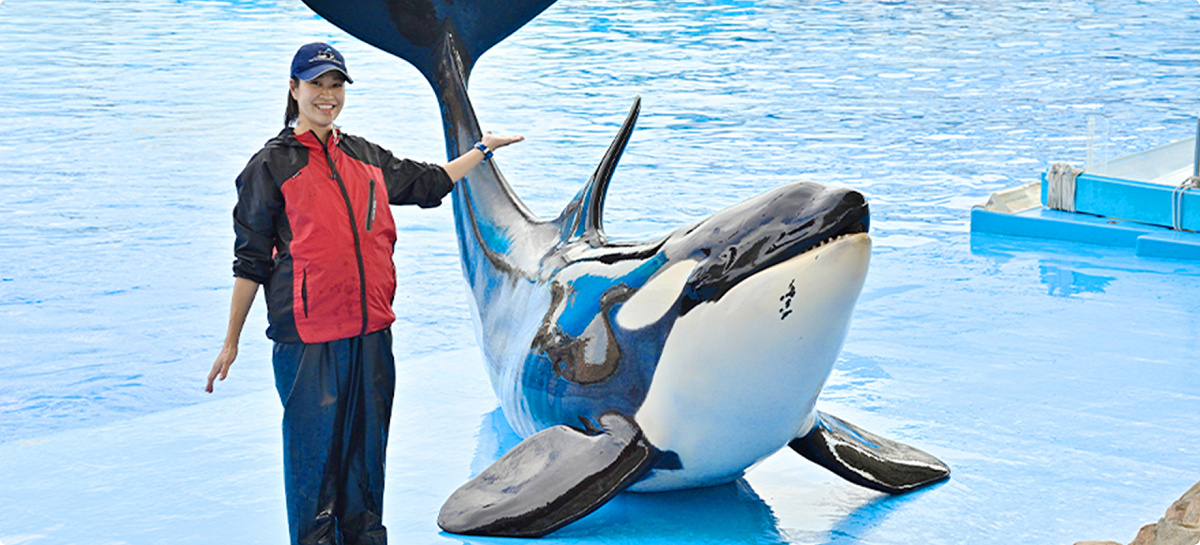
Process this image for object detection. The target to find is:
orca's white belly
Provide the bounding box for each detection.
[630,233,871,492]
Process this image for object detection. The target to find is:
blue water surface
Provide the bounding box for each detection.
[2,0,1200,544]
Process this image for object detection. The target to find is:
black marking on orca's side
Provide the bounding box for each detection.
[652,450,683,470]
[788,411,950,494]
[535,283,635,384]
[521,265,678,431]
[779,279,796,320]
[438,412,657,538]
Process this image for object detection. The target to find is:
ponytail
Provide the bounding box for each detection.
[284,77,299,127]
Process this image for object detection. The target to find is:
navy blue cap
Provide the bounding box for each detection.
[290,42,353,83]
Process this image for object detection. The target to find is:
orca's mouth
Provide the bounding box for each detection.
[801,218,869,255]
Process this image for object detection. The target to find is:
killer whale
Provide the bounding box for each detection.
[301,0,950,537]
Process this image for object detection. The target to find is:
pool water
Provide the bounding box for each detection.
[2,0,1199,543]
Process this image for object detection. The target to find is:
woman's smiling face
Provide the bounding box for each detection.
[290,70,346,137]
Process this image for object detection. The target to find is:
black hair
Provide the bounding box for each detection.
[285,77,299,127]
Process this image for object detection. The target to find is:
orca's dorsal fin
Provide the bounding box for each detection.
[556,96,641,244]
[789,411,950,494]
[301,0,558,84]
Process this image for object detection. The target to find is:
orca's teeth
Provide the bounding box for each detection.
[813,220,869,251]
[811,228,865,252]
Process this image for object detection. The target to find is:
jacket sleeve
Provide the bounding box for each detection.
[231,152,283,284]
[383,152,455,208]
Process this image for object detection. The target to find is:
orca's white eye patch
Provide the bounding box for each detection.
[615,260,698,330]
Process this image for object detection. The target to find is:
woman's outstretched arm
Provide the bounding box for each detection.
[441,131,524,183]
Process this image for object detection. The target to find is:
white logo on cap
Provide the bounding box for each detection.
[310,49,342,66]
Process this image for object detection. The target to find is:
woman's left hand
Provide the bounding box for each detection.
[481,131,524,151]
[443,130,527,183]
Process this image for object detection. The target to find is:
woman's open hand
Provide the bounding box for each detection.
[481,131,524,151]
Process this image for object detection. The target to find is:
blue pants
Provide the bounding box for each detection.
[273,328,395,545]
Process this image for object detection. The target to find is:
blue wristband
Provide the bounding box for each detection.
[474,142,493,162]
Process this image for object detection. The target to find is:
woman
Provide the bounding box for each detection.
[204,42,521,545]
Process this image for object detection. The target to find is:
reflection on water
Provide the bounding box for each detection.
[1039,265,1114,297]
[467,408,524,478]
[820,491,932,545]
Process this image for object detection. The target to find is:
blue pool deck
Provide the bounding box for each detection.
[6,248,1200,545]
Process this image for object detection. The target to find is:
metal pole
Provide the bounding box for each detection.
[1194,113,1199,177]
[1086,117,1095,173]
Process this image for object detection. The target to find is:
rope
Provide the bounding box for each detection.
[1046,162,1084,213]
[1173,176,1200,231]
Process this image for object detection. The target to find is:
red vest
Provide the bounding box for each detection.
[232,128,454,344]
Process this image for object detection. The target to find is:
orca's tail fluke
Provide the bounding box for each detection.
[301,0,557,86]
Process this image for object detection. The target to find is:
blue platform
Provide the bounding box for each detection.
[971,136,1200,260]
[971,207,1200,260]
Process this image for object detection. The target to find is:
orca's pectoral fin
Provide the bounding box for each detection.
[438,412,656,538]
[789,411,950,494]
